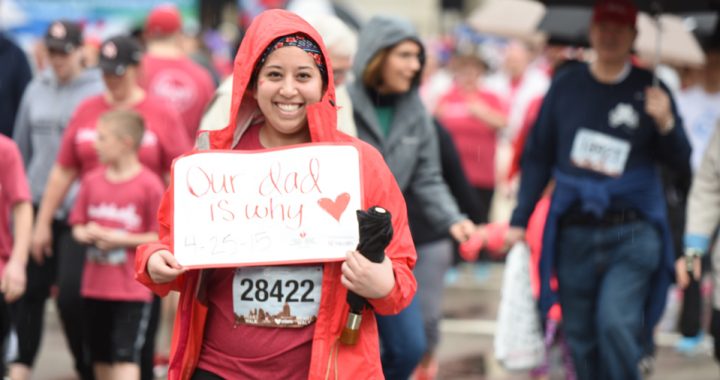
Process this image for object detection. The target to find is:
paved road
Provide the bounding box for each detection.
[32,263,719,379]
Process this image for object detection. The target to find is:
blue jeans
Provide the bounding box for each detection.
[376,296,427,380]
[556,220,661,380]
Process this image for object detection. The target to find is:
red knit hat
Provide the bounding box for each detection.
[592,0,638,28]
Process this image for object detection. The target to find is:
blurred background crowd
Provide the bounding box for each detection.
[2,0,720,379]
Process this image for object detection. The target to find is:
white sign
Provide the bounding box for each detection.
[570,128,631,177]
[173,145,362,268]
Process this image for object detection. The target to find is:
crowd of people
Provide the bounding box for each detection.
[0,0,719,379]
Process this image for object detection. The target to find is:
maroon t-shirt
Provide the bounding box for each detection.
[196,124,315,379]
[139,55,215,141]
[69,167,164,302]
[56,95,191,179]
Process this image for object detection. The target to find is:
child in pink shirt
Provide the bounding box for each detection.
[70,110,164,380]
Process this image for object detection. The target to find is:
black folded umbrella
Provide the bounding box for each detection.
[347,206,393,313]
[341,206,393,345]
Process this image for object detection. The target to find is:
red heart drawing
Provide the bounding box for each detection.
[318,193,351,222]
[300,231,307,238]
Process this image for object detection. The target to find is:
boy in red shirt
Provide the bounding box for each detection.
[0,135,33,375]
[70,110,164,380]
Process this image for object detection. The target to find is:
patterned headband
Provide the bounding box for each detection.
[256,33,327,80]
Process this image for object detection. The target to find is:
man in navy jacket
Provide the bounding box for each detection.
[505,0,691,379]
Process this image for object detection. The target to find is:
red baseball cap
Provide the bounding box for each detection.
[145,4,182,37]
[592,0,638,28]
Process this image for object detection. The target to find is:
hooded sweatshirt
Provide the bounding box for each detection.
[12,68,104,217]
[348,16,464,233]
[135,10,416,380]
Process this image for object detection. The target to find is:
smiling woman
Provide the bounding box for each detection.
[135,9,418,380]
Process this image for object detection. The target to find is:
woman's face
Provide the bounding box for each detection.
[254,46,324,145]
[378,40,422,94]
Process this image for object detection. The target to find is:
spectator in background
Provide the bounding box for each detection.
[140,4,216,141]
[0,28,32,138]
[485,39,549,142]
[348,15,476,380]
[11,20,104,380]
[436,54,506,226]
[484,40,550,223]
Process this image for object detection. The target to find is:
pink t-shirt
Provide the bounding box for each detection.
[437,85,505,188]
[56,95,192,179]
[197,124,315,379]
[69,167,164,302]
[0,136,31,272]
[139,55,216,141]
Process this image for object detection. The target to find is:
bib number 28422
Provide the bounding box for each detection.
[233,265,322,328]
[238,278,315,303]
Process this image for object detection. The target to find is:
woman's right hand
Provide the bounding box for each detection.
[147,250,186,284]
[31,223,53,265]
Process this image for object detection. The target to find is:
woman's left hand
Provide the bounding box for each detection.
[341,250,395,299]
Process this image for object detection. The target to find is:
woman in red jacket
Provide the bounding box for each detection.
[135,9,417,380]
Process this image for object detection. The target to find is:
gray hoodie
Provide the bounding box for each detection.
[348,16,463,232]
[12,68,104,217]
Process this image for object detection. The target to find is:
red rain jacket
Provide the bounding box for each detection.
[135,9,417,380]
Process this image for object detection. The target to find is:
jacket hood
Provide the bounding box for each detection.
[201,9,338,149]
[351,15,425,89]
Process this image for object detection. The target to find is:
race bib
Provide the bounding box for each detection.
[86,246,127,265]
[570,128,631,177]
[233,265,322,328]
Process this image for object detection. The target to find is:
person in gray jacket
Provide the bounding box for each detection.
[348,16,475,379]
[11,20,103,380]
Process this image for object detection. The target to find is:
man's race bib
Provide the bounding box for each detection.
[86,247,127,265]
[233,265,322,328]
[570,128,631,177]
